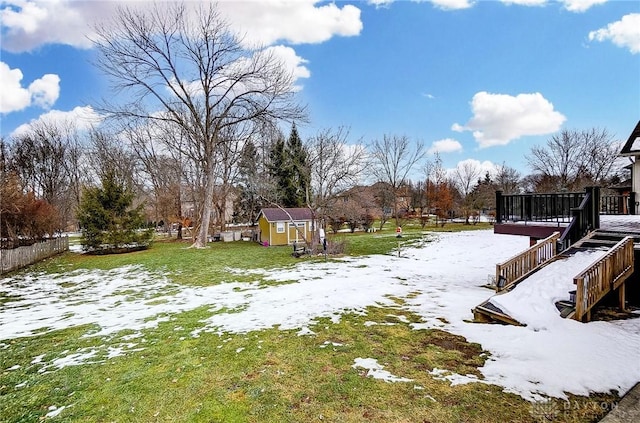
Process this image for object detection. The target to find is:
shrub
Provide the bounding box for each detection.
[77,171,153,253]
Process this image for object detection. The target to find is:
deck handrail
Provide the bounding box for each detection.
[495,232,560,292]
[601,193,636,215]
[573,236,634,322]
[557,187,600,252]
[496,191,585,224]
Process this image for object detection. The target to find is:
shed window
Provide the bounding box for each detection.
[276,222,285,233]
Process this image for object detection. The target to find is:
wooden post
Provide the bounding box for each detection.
[495,191,503,223]
[591,186,600,229]
[618,283,626,312]
[525,194,532,221]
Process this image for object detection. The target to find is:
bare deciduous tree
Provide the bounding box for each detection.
[369,134,425,226]
[123,121,184,237]
[8,119,88,230]
[494,162,521,194]
[307,127,366,224]
[453,160,482,224]
[526,128,618,191]
[92,2,305,248]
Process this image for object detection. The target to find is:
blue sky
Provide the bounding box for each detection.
[1,0,639,176]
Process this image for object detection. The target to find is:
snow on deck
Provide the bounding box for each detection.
[490,249,608,330]
[600,214,640,233]
[1,230,640,401]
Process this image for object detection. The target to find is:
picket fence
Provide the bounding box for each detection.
[0,237,69,274]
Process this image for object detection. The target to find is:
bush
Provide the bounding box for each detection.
[0,172,61,248]
[77,171,153,253]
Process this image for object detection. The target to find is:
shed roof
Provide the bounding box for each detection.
[620,120,640,156]
[258,207,313,222]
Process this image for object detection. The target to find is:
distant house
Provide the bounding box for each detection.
[256,208,315,246]
[619,120,640,215]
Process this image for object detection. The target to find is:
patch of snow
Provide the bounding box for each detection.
[352,357,413,383]
[48,349,100,370]
[429,368,488,387]
[31,354,45,364]
[490,250,607,329]
[6,364,21,371]
[45,405,67,418]
[2,230,639,401]
[106,344,144,359]
[68,244,83,253]
[319,341,344,348]
[297,326,316,336]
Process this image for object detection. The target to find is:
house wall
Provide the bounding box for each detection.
[633,160,640,214]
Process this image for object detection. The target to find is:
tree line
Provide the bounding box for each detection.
[0,2,626,250]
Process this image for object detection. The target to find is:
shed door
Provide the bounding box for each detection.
[288,221,305,244]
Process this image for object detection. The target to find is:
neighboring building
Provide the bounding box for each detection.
[256,208,315,246]
[619,120,640,215]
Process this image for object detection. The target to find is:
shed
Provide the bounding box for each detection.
[256,208,315,246]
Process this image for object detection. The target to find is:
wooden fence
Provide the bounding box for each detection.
[0,237,69,275]
[574,236,634,322]
[495,232,560,292]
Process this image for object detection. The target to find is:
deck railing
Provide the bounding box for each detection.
[600,193,636,215]
[0,236,69,274]
[496,188,634,224]
[573,236,634,322]
[495,232,560,292]
[557,187,600,252]
[495,191,586,224]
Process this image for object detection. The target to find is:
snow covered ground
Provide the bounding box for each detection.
[2,230,639,402]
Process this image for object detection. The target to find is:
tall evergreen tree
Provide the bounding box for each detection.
[268,136,292,206]
[286,123,310,207]
[234,140,262,223]
[77,171,153,253]
[267,123,311,208]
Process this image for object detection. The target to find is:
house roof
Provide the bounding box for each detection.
[258,207,313,222]
[620,120,640,156]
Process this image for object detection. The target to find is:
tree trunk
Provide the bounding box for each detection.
[193,160,216,248]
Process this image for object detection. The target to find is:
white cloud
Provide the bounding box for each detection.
[218,1,362,47]
[430,0,475,10]
[499,0,546,6]
[428,138,463,154]
[446,158,498,180]
[589,13,640,54]
[445,0,606,12]
[11,106,103,137]
[560,0,607,12]
[0,0,98,52]
[0,62,31,113]
[0,1,363,52]
[264,45,311,88]
[453,91,566,148]
[368,0,395,8]
[0,61,60,114]
[28,74,60,109]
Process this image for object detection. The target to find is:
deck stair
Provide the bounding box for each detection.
[572,230,640,251]
[474,231,636,325]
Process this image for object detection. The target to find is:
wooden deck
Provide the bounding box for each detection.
[474,229,637,325]
[600,215,640,234]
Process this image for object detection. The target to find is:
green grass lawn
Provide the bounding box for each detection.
[0,224,619,422]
